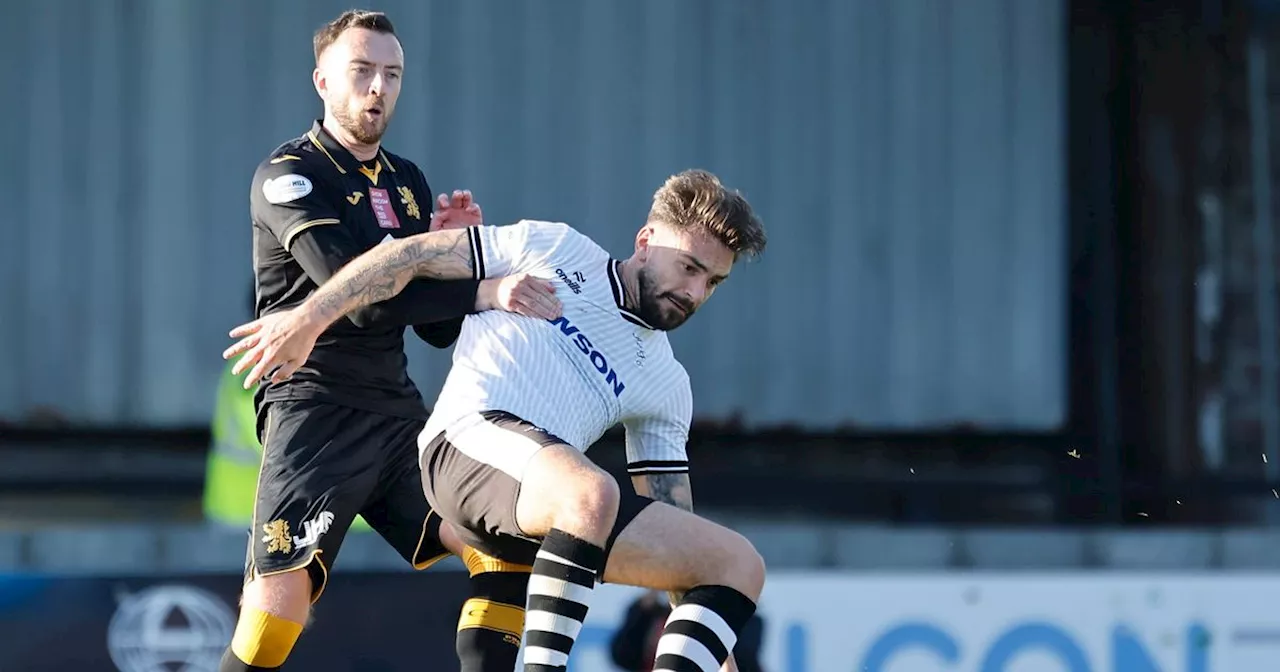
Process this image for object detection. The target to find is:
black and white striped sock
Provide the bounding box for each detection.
[652,585,757,672]
[521,529,605,671]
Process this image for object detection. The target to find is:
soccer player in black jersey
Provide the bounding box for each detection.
[217,10,559,672]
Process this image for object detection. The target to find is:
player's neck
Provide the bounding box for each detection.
[321,116,380,162]
[616,259,643,313]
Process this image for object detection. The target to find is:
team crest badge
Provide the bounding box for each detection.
[398,186,421,220]
[262,520,293,554]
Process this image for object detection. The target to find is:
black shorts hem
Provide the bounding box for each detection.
[600,492,656,582]
[411,510,452,570]
[247,549,331,604]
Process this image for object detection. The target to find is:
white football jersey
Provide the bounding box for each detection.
[418,220,692,478]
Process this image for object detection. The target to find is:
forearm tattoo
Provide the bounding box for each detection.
[308,230,476,326]
[644,473,693,512]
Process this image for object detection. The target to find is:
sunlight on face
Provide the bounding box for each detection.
[316,28,404,145]
[634,223,735,331]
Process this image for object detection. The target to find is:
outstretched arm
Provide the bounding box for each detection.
[223,221,564,388]
[302,228,477,331]
[223,228,477,387]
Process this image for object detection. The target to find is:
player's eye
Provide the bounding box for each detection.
[386,72,401,81]
[683,263,696,274]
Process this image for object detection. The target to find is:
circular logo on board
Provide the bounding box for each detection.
[107,585,235,672]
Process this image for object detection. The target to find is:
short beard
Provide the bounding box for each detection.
[332,104,387,146]
[636,266,694,331]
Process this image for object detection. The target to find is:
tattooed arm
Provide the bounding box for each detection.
[222,223,563,387]
[299,228,477,332]
[630,472,693,512]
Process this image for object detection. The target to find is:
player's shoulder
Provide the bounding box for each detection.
[250,134,334,200]
[250,133,335,189]
[253,133,327,178]
[510,220,606,257]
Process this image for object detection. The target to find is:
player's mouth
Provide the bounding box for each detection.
[665,296,691,316]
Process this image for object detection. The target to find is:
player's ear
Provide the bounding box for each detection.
[635,225,654,260]
[313,68,326,98]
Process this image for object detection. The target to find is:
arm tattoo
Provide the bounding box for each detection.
[305,229,476,327]
[643,473,693,512]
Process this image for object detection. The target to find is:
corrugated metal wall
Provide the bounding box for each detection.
[0,0,1065,430]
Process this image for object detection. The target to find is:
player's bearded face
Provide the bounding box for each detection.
[636,265,698,331]
[333,91,392,145]
[634,227,734,331]
[319,28,403,146]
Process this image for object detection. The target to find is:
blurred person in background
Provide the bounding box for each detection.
[217,9,558,672]
[610,591,766,672]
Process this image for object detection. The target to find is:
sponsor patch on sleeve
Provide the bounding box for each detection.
[262,174,313,204]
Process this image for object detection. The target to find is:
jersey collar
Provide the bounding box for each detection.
[306,120,397,181]
[607,260,659,331]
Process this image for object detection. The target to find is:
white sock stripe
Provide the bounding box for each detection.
[655,633,722,672]
[525,609,585,640]
[535,548,595,573]
[666,604,738,652]
[523,646,570,667]
[527,574,595,606]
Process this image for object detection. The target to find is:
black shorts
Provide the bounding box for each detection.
[245,399,449,601]
[418,410,653,567]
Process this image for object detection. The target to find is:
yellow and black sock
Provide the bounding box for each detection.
[456,546,533,672]
[218,606,304,672]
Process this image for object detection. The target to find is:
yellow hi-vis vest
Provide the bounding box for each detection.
[202,360,371,531]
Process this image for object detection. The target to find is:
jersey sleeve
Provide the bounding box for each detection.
[251,160,343,252]
[464,219,575,279]
[623,372,693,476]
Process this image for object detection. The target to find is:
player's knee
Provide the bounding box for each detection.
[699,529,766,600]
[241,570,312,624]
[229,573,311,670]
[556,468,620,533]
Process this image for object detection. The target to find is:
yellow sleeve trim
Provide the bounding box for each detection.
[282,218,340,251]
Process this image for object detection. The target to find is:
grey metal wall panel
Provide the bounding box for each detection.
[0,0,1065,430]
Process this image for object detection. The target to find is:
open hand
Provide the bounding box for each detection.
[430,189,482,231]
[222,309,324,389]
[477,274,561,320]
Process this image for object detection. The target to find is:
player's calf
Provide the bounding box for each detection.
[455,546,534,672]
[512,444,621,671]
[219,571,311,671]
[603,502,767,672]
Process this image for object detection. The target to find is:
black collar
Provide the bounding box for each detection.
[607,260,658,330]
[306,120,397,183]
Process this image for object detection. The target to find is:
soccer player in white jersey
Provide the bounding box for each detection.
[226,170,768,672]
